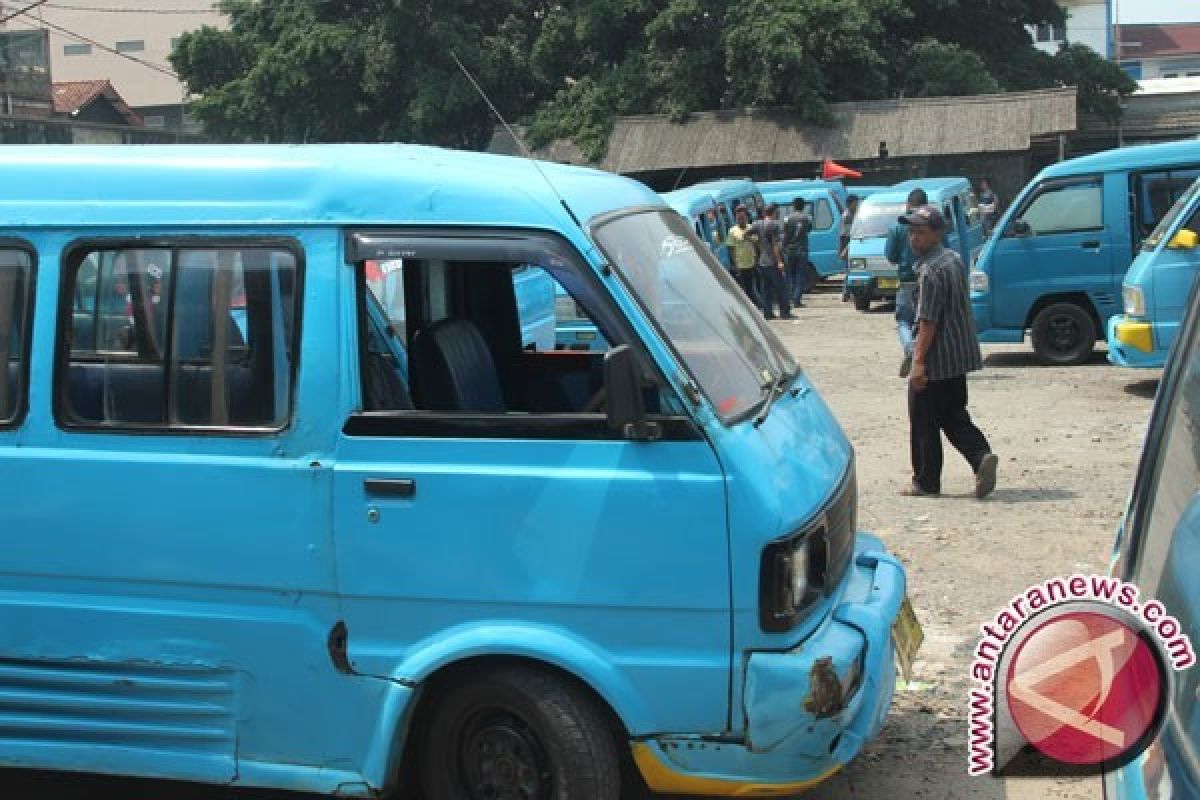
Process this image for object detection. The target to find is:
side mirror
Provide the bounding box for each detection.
[1011,219,1032,237]
[604,344,660,441]
[1168,228,1199,250]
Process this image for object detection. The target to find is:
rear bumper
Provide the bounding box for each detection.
[632,533,904,796]
[1106,316,1165,369]
[845,274,898,301]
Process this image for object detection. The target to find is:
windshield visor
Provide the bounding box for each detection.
[592,209,795,423]
[1143,179,1200,252]
[851,202,905,239]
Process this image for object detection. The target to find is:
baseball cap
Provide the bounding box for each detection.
[898,204,945,230]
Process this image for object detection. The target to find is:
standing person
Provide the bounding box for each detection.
[751,204,793,320]
[706,208,733,275]
[886,188,928,377]
[901,204,998,499]
[782,197,814,307]
[839,195,860,301]
[727,205,760,304]
[978,179,999,237]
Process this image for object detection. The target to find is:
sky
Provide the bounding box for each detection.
[1115,0,1200,25]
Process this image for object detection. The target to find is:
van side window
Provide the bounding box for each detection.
[813,199,834,230]
[0,247,33,426]
[58,243,300,430]
[1134,168,1200,241]
[1015,180,1103,235]
[355,258,635,418]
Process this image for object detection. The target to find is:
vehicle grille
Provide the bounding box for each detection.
[820,462,857,592]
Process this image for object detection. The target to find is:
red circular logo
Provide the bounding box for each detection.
[1006,611,1163,766]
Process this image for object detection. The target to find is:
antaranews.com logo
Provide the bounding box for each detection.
[968,574,1195,777]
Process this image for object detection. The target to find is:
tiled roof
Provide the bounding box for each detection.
[52,79,144,126]
[1117,24,1200,60]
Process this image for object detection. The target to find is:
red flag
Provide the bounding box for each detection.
[821,159,862,180]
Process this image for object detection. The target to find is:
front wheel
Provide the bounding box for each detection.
[419,666,622,800]
[853,293,871,312]
[1030,302,1096,366]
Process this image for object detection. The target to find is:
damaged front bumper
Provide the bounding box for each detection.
[632,533,906,796]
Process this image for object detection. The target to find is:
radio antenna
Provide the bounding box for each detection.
[450,51,584,230]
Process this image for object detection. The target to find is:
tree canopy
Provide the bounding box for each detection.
[171,0,1138,158]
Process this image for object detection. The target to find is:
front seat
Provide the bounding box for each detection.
[410,318,505,412]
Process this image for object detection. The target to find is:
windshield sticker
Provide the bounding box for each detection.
[661,234,694,259]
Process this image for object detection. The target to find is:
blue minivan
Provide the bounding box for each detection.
[0,145,913,798]
[759,185,846,278]
[1107,177,1200,369]
[972,140,1200,365]
[1104,279,1200,800]
[846,177,983,311]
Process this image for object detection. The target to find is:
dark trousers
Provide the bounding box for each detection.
[908,374,991,494]
[735,268,758,305]
[757,264,791,318]
[785,249,811,305]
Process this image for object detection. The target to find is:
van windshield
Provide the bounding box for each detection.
[592,209,796,423]
[1143,179,1200,252]
[851,202,905,239]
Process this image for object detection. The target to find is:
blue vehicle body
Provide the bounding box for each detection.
[1105,280,1200,800]
[760,186,846,277]
[846,178,983,310]
[685,178,765,223]
[972,140,1200,365]
[759,178,851,210]
[0,144,908,797]
[1108,177,1200,369]
[662,185,727,268]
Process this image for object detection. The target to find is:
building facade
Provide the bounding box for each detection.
[1031,0,1109,57]
[1117,24,1200,80]
[0,0,225,131]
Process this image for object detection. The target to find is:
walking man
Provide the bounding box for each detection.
[839,195,860,301]
[751,204,793,319]
[782,197,814,307]
[886,188,928,377]
[901,204,998,499]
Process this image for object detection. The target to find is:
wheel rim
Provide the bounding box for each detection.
[1045,313,1082,355]
[459,710,551,800]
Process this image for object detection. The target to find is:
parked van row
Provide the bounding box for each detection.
[971,139,1200,365]
[0,144,911,799]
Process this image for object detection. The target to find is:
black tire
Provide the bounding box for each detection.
[418,666,621,800]
[1030,302,1096,366]
[853,293,871,312]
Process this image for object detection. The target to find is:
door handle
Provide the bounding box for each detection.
[364,479,416,498]
[1081,240,1101,249]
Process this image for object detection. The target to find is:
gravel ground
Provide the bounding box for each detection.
[0,287,1160,800]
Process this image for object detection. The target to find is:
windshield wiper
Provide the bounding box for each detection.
[753,372,790,428]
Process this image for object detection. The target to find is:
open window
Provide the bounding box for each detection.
[0,244,33,427]
[1008,178,1103,237]
[1132,168,1200,248]
[345,230,691,440]
[57,240,301,431]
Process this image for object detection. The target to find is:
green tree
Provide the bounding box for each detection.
[1050,43,1138,124]
[902,39,1001,97]
[172,0,545,147]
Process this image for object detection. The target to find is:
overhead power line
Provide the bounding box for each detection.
[17,10,178,77]
[1,0,51,24]
[40,2,217,13]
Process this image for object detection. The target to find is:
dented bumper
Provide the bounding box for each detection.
[633,533,905,796]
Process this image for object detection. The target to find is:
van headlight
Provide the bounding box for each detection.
[851,258,866,269]
[759,531,813,632]
[1123,285,1146,318]
[970,270,989,293]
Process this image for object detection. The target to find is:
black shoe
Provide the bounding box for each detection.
[781,313,796,320]
[764,313,777,320]
[975,454,998,499]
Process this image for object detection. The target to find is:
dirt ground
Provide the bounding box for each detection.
[0,288,1160,800]
[772,285,1159,800]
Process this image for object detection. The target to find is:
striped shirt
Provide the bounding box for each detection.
[915,244,983,381]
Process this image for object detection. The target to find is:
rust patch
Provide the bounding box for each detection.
[803,656,845,718]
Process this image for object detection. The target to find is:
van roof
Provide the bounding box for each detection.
[661,186,719,216]
[891,176,971,196]
[687,178,760,198]
[760,186,835,203]
[1041,139,1200,179]
[0,144,664,230]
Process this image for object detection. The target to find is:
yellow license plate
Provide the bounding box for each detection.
[877,278,899,290]
[892,595,924,683]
